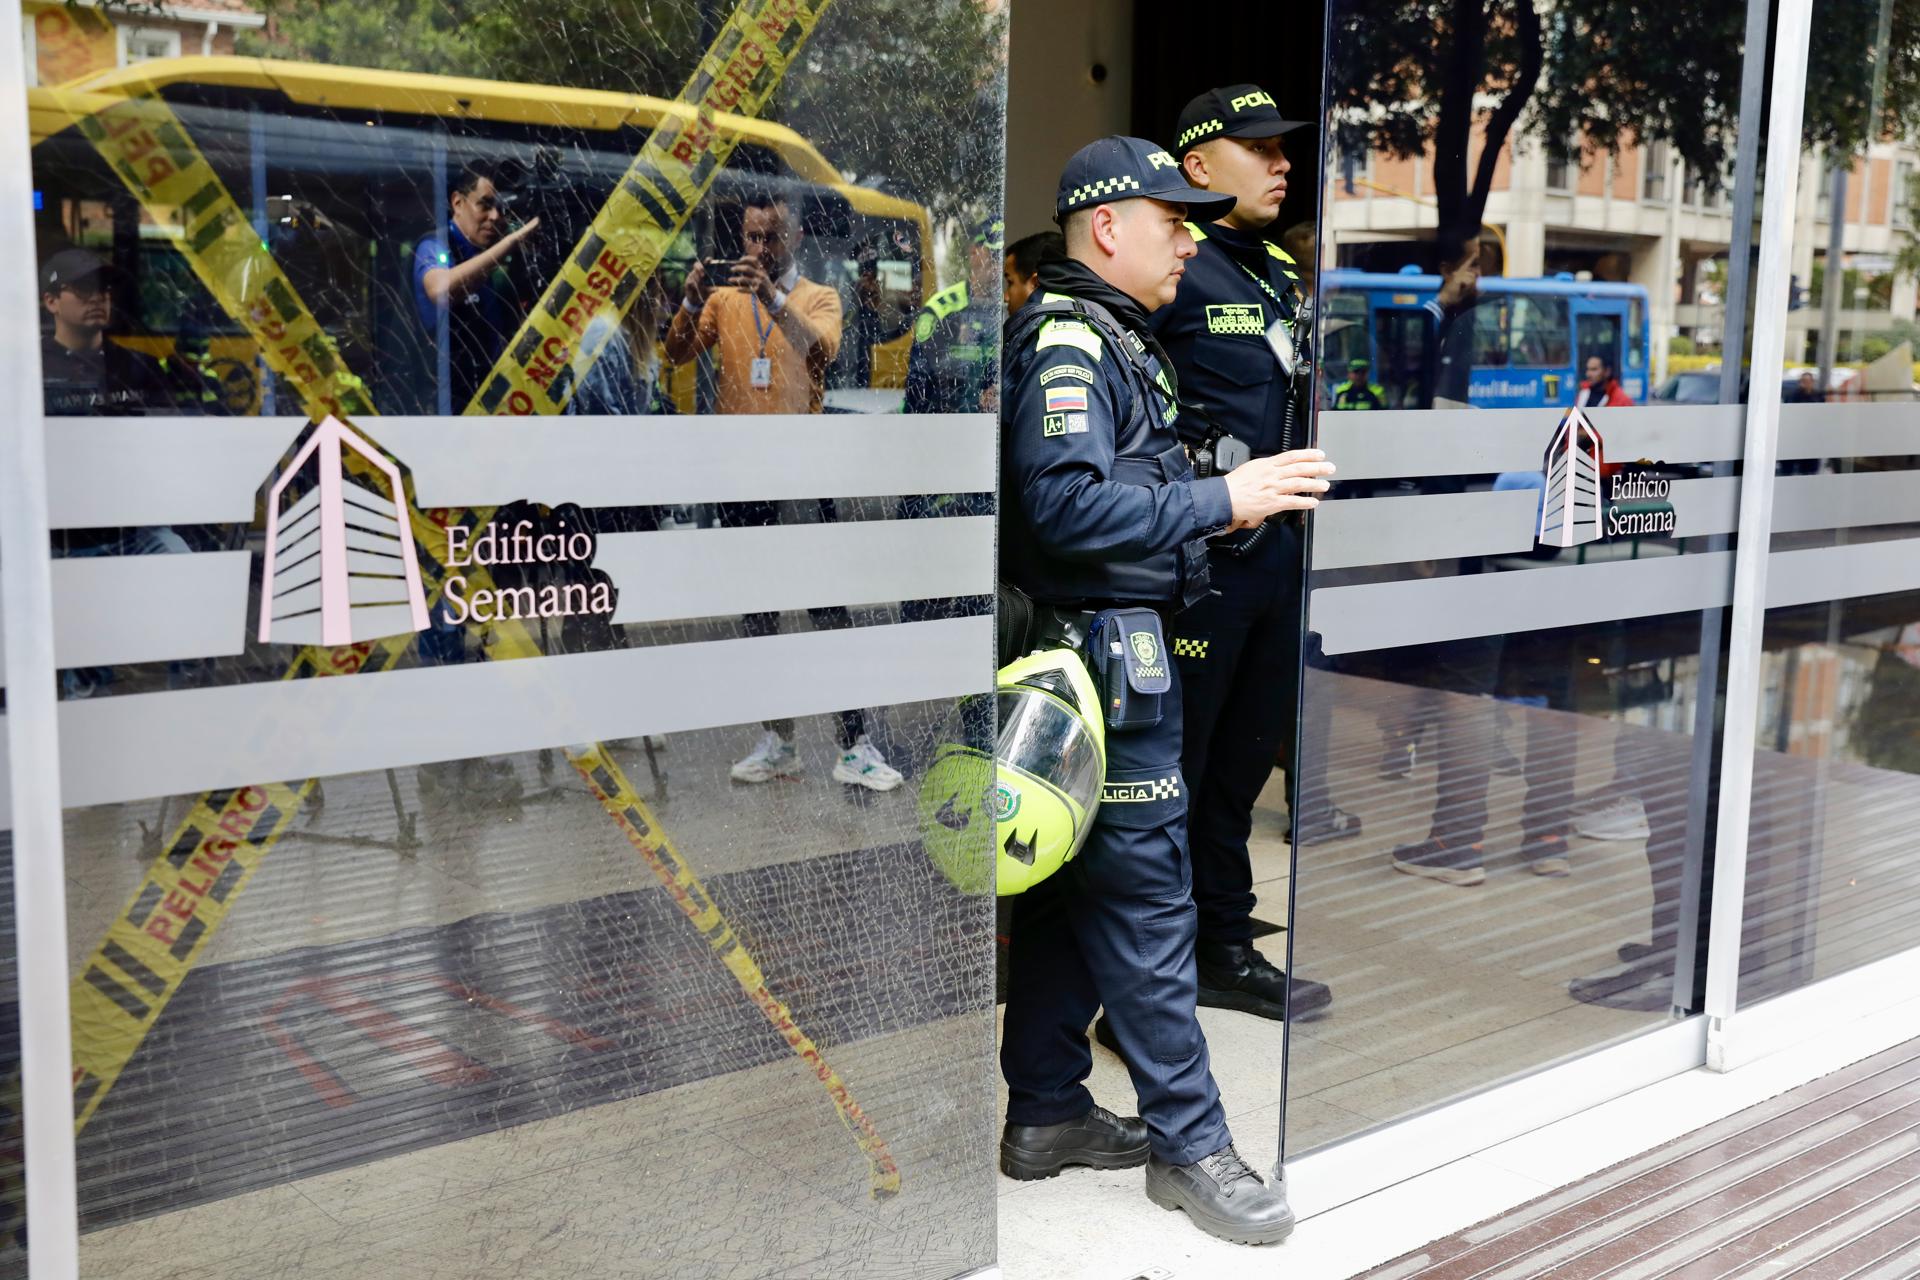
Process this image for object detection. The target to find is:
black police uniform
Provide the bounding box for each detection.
[1150,220,1319,955]
[1148,86,1346,1022]
[998,139,1240,1169]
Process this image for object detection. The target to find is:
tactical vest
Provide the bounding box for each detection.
[1005,293,1213,612]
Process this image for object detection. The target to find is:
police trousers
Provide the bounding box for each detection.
[1171,520,1312,947]
[1000,664,1231,1166]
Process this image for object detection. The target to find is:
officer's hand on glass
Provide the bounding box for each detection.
[1223,448,1334,528]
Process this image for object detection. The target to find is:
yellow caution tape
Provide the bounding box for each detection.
[69,781,311,1129]
[468,0,833,416]
[47,0,897,1197]
[571,743,902,1200]
[42,84,372,423]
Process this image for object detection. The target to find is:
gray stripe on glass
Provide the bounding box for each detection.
[0,551,251,687]
[52,616,991,811]
[1772,470,1920,534]
[46,414,996,530]
[1311,552,1736,654]
[1319,405,1747,481]
[1312,534,1920,654]
[601,517,993,624]
[1765,537,1920,608]
[1778,403,1920,461]
[1310,469,1916,571]
[47,417,304,530]
[1311,489,1542,569]
[2,519,992,678]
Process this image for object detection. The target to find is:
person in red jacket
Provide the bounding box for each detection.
[1579,353,1635,407]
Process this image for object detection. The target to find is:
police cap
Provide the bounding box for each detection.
[1176,84,1309,155]
[1055,135,1237,224]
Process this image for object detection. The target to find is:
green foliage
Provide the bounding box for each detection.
[241,0,1005,225]
[1333,0,1920,254]
[1668,334,1695,357]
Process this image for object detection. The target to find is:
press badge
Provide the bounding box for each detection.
[750,356,773,388]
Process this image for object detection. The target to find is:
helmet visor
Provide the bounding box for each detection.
[996,687,1104,826]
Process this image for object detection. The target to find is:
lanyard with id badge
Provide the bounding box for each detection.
[749,293,776,389]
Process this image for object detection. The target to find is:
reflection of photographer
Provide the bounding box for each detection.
[413,161,541,407]
[664,191,841,414]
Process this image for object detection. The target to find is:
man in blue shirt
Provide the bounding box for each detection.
[413,162,541,410]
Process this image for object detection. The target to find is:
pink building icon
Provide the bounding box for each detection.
[257,416,431,647]
[1538,407,1604,549]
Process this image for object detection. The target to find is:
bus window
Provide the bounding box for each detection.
[1473,301,1510,368]
[1577,312,1624,377]
[1509,295,1570,367]
[1320,292,1369,377]
[29,62,938,418]
[1374,308,1432,410]
[1627,298,1646,371]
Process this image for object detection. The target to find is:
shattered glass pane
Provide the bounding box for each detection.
[19,0,1006,1273]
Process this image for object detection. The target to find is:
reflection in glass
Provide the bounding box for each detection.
[1292,0,1758,1155]
[26,1,1007,1275]
[1741,0,1920,1006]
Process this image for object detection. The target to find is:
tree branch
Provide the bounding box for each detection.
[1467,0,1544,233]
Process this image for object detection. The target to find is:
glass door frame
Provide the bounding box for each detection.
[1280,0,1919,1219]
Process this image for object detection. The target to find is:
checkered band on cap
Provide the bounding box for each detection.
[1065,174,1143,209]
[1177,118,1224,150]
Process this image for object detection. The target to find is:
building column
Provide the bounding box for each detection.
[1504,141,1548,276]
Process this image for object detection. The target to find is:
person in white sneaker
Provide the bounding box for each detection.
[730,716,902,792]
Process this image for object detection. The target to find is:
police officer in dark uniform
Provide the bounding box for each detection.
[904,217,1003,415]
[1137,86,1356,1029]
[998,135,1332,1245]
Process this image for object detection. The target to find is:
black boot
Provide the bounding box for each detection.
[1000,1104,1149,1181]
[1146,1143,1295,1245]
[1196,942,1333,1021]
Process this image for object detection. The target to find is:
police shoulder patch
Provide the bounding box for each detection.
[913,310,936,342]
[1039,364,1095,385]
[1036,318,1103,358]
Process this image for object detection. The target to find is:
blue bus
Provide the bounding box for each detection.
[1321,268,1651,409]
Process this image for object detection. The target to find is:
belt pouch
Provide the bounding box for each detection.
[1089,608,1171,730]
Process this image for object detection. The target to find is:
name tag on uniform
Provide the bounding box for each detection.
[750,356,773,388]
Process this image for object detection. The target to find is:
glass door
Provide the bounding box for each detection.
[1287,0,1765,1161]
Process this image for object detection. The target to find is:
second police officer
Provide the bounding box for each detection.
[997,135,1333,1245]
[1133,85,1357,1029]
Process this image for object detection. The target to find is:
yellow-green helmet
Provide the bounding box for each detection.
[919,649,1106,896]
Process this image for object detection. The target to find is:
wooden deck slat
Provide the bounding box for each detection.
[1357,1039,1920,1278]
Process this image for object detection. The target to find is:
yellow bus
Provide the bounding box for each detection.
[28,57,935,414]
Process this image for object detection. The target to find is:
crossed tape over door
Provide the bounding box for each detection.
[37,0,903,1205]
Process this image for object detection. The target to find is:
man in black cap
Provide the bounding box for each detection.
[1133,85,1354,1034]
[40,248,180,416]
[997,133,1331,1246]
